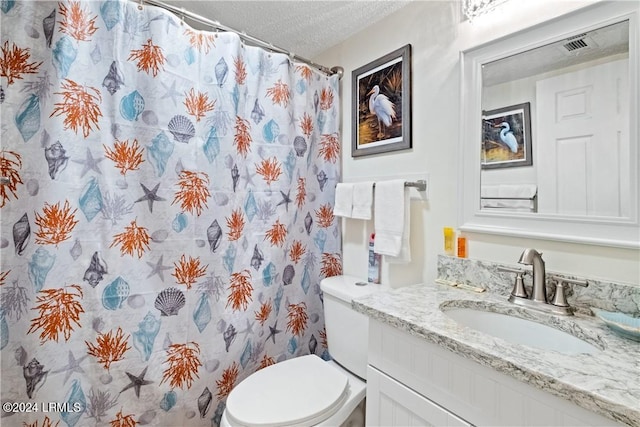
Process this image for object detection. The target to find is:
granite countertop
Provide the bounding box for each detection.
[352,282,640,426]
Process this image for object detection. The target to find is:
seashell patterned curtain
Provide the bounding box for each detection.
[0,1,342,425]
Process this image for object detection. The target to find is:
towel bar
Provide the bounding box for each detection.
[0,177,9,185]
[373,180,426,192]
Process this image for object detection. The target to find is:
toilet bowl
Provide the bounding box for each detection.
[220,275,388,427]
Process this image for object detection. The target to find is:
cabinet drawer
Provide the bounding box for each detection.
[366,365,472,427]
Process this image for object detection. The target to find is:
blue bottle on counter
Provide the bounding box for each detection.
[368,233,381,284]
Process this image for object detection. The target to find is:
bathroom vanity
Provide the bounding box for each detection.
[353,282,639,426]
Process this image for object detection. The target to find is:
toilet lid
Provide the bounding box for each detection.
[225,355,349,427]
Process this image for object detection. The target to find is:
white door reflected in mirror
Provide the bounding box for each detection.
[536,58,629,217]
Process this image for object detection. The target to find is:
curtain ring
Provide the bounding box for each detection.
[180,8,185,26]
[138,0,143,10]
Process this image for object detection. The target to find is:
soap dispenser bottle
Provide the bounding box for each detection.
[443,227,455,256]
[368,233,381,284]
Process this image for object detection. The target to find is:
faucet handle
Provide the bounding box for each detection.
[498,267,528,299]
[549,274,588,288]
[549,275,588,308]
[498,266,526,274]
[551,281,570,307]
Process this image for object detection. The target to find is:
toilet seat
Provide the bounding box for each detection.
[225,355,350,427]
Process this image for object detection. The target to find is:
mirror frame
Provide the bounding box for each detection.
[459,2,640,249]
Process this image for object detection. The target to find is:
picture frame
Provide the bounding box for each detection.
[481,102,532,169]
[352,44,411,157]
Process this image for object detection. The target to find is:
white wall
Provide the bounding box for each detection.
[314,0,640,286]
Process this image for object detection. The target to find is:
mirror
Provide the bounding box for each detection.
[459,2,639,248]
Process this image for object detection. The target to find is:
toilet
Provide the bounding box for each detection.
[220,275,388,427]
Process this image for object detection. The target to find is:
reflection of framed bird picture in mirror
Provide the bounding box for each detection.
[482,103,532,169]
[352,44,411,157]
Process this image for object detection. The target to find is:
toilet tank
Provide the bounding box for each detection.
[320,275,389,380]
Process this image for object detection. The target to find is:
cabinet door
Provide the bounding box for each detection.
[366,366,472,427]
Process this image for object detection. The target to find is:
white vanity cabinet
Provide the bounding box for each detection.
[365,319,621,427]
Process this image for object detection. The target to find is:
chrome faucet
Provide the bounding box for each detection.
[500,248,589,316]
[518,248,547,303]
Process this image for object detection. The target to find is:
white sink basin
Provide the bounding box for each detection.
[444,307,601,354]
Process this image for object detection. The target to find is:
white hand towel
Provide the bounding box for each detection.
[374,180,411,262]
[481,184,537,211]
[499,184,537,199]
[334,183,354,217]
[352,181,374,219]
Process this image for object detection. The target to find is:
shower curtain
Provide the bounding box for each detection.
[0,1,341,425]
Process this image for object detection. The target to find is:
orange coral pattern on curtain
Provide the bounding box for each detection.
[321,253,343,278]
[233,56,247,85]
[58,1,98,42]
[295,177,306,208]
[34,200,79,246]
[85,327,131,370]
[0,41,42,85]
[255,157,282,185]
[225,209,245,241]
[319,87,334,110]
[254,300,272,325]
[128,38,166,77]
[184,88,215,122]
[184,29,215,54]
[226,270,253,312]
[110,219,151,258]
[50,79,102,138]
[319,132,341,163]
[233,116,252,158]
[215,361,239,400]
[266,79,290,107]
[289,240,306,263]
[161,342,202,390]
[172,171,211,216]
[286,302,308,336]
[104,139,145,176]
[257,354,275,370]
[23,416,60,427]
[265,219,287,247]
[300,112,313,138]
[109,410,137,427]
[28,285,84,343]
[1,2,341,425]
[315,204,335,228]
[296,65,313,82]
[172,254,207,289]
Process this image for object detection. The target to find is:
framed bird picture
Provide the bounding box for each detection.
[481,103,532,169]
[352,44,411,157]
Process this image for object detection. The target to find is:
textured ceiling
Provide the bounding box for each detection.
[483,19,629,87]
[156,1,412,59]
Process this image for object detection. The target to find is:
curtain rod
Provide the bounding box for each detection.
[139,0,344,79]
